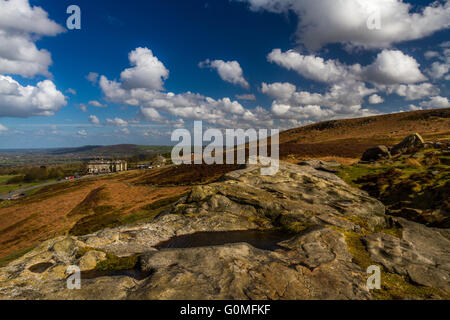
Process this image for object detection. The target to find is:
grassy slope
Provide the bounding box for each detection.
[278,108,450,162]
[337,147,450,228]
[0,177,57,195]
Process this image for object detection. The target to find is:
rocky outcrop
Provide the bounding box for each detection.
[361,146,391,162]
[363,218,450,291]
[360,134,427,162]
[131,227,369,300]
[0,161,448,300]
[297,159,340,173]
[391,133,424,156]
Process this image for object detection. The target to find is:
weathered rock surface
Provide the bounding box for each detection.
[297,159,340,173]
[391,133,424,155]
[0,161,448,300]
[364,218,450,291]
[361,146,391,162]
[79,251,107,271]
[132,228,369,300]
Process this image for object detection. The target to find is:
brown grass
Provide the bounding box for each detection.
[131,163,240,186]
[0,173,189,259]
[278,108,450,163]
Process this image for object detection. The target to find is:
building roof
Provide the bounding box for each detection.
[87,159,127,164]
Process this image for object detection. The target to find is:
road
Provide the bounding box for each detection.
[0,174,107,200]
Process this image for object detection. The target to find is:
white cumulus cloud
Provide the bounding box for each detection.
[419,96,450,109]
[267,49,356,83]
[363,50,427,85]
[268,49,426,85]
[106,117,128,127]
[120,47,169,91]
[368,94,384,104]
[89,115,100,125]
[235,94,256,101]
[261,82,296,100]
[237,0,450,50]
[387,83,440,100]
[0,0,64,77]
[200,59,249,89]
[0,75,66,117]
[77,130,88,137]
[99,48,270,128]
[86,72,99,84]
[88,100,106,107]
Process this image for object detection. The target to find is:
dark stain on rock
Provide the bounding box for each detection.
[154,230,293,251]
[28,262,53,273]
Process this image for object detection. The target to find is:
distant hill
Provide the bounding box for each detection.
[278,108,450,163]
[48,144,172,158]
[0,145,173,166]
[1,109,449,166]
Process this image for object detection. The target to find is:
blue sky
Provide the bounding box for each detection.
[0,0,449,148]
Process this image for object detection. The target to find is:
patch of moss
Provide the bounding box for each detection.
[75,247,139,272]
[283,221,312,234]
[343,230,373,269]
[95,253,139,272]
[248,216,272,229]
[374,225,403,239]
[75,246,96,259]
[339,150,450,228]
[372,272,448,300]
[346,215,370,230]
[336,164,389,188]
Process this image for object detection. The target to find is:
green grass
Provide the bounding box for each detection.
[0,177,53,194]
[0,245,37,268]
[0,175,14,184]
[336,164,389,187]
[337,153,450,227]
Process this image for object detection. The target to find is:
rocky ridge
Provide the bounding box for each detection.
[0,161,448,300]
